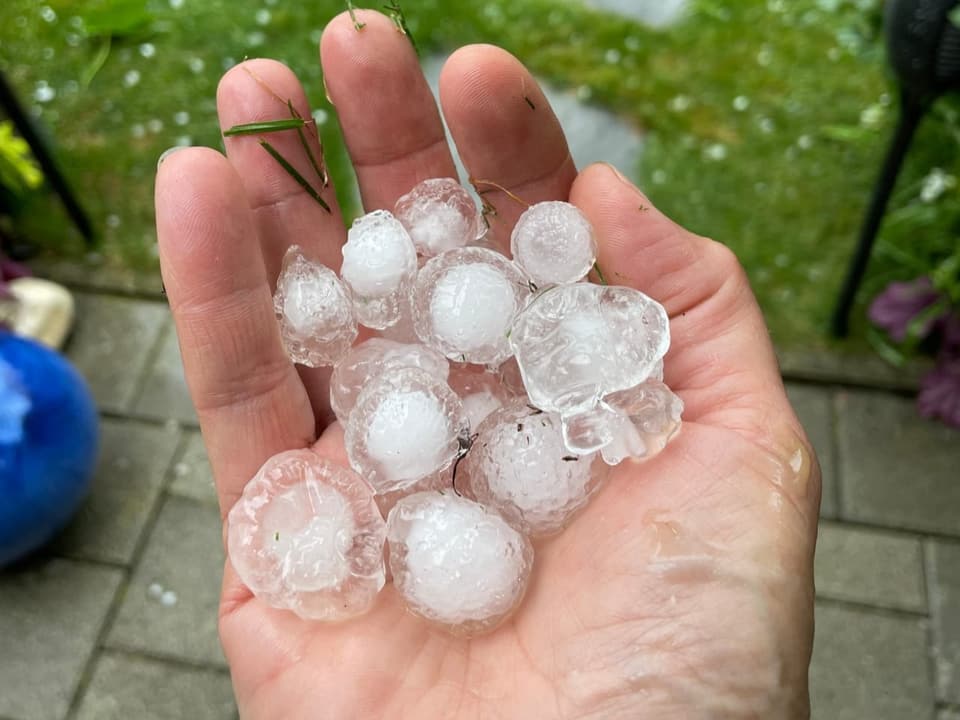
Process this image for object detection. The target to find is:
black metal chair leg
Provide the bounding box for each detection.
[0,70,96,248]
[831,94,926,338]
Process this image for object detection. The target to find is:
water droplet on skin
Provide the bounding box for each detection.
[173,110,190,126]
[139,42,156,58]
[123,70,141,88]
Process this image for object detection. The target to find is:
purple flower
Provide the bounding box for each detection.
[868,276,943,342]
[0,256,29,283]
[918,349,960,428]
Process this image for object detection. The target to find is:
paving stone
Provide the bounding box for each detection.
[134,323,197,424]
[66,294,169,413]
[169,431,218,507]
[836,390,960,535]
[107,496,226,667]
[421,55,644,184]
[583,0,688,27]
[786,384,836,518]
[75,652,235,720]
[928,540,960,704]
[810,602,934,720]
[0,558,122,720]
[54,418,180,565]
[815,522,925,613]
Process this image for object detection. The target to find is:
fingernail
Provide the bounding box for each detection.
[600,162,634,187]
[157,145,187,169]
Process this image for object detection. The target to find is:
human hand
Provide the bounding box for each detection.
[155,10,819,719]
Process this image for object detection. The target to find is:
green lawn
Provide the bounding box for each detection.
[0,0,954,349]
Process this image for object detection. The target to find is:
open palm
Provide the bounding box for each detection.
[156,10,819,719]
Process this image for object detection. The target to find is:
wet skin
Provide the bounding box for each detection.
[155,9,820,719]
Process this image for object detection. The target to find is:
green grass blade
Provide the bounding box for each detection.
[223,119,306,137]
[259,140,331,213]
[346,0,366,30]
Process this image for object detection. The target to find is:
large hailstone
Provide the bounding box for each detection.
[394,178,482,257]
[461,403,608,537]
[563,379,684,465]
[508,283,670,415]
[330,338,450,424]
[386,491,533,633]
[510,201,598,287]
[413,247,531,365]
[344,367,469,494]
[226,450,386,621]
[340,210,418,330]
[273,246,357,367]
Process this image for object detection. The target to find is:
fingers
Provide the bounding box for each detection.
[218,59,346,426]
[569,163,793,439]
[217,59,346,280]
[320,10,458,211]
[156,148,315,517]
[439,45,577,250]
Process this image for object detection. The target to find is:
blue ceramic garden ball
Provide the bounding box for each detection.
[0,331,98,567]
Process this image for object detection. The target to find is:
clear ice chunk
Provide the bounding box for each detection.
[386,491,533,634]
[508,283,670,414]
[394,178,482,257]
[340,210,418,330]
[226,450,386,621]
[462,402,608,536]
[330,338,450,424]
[510,201,598,286]
[447,365,517,430]
[345,367,469,494]
[413,247,531,365]
[273,246,357,367]
[561,379,684,465]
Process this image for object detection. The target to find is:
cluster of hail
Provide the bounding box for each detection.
[227,178,683,634]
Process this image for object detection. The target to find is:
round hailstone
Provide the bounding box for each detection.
[510,201,598,287]
[273,246,357,367]
[462,402,609,537]
[413,247,531,365]
[387,491,533,634]
[345,367,469,494]
[508,283,670,415]
[226,450,386,621]
[447,365,518,430]
[394,178,482,257]
[330,338,450,424]
[340,210,418,330]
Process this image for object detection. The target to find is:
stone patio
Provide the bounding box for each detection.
[1,288,958,720]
